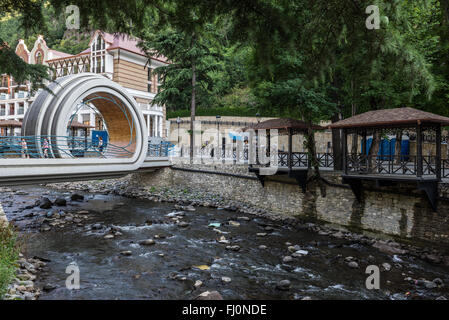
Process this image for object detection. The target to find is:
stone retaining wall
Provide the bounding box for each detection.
[136,164,449,245]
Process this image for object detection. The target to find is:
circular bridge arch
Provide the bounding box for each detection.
[21,73,148,169]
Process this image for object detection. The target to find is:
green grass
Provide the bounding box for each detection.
[0,225,19,299]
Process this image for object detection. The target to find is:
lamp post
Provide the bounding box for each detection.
[176,116,181,157]
[255,113,260,164]
[216,115,221,159]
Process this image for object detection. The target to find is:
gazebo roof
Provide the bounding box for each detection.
[329,107,449,129]
[0,120,22,128]
[68,121,95,129]
[242,118,324,134]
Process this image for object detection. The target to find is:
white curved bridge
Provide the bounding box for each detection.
[0,74,169,186]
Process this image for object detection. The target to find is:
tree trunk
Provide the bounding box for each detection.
[331,113,342,170]
[368,130,380,173]
[350,79,358,155]
[306,126,326,197]
[395,129,402,164]
[190,53,196,163]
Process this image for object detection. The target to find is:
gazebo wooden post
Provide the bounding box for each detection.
[342,128,347,174]
[436,124,442,180]
[417,123,423,178]
[84,128,88,150]
[288,127,293,172]
[266,130,271,167]
[255,129,259,165]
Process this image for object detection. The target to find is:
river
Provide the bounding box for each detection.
[2,185,449,300]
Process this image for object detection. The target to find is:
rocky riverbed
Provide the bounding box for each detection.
[1,180,449,300]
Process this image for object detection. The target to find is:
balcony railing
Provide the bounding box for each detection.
[345,154,440,176]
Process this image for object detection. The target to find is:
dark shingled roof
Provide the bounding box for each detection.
[68,121,95,129]
[0,120,22,127]
[242,118,324,133]
[329,107,449,129]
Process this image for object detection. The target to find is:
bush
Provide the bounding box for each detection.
[0,225,19,299]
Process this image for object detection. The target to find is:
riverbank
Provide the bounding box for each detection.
[48,176,449,268]
[1,202,46,300]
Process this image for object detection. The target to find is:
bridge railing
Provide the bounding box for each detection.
[147,142,170,157]
[0,136,133,159]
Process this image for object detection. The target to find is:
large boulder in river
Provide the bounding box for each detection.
[195,291,223,300]
[54,197,67,206]
[39,198,53,209]
[372,241,406,255]
[70,194,84,202]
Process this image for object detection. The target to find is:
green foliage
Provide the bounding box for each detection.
[2,0,449,124]
[0,225,20,299]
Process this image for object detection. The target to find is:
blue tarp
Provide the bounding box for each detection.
[92,130,109,147]
[363,138,409,160]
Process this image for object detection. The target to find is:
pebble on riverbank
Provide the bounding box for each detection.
[4,256,46,300]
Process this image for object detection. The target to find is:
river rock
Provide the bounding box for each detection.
[54,197,67,206]
[194,280,203,289]
[195,291,223,300]
[381,263,392,271]
[221,276,232,283]
[259,245,267,250]
[283,256,293,263]
[288,245,301,253]
[293,250,308,257]
[139,239,155,246]
[178,222,189,228]
[43,284,57,292]
[39,198,53,209]
[424,280,437,289]
[104,234,114,240]
[70,194,84,202]
[120,251,132,256]
[372,241,406,255]
[433,278,444,286]
[276,279,291,291]
[347,261,359,269]
[425,254,442,264]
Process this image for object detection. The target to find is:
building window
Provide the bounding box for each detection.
[91,35,106,74]
[82,114,90,126]
[36,51,43,64]
[18,104,24,115]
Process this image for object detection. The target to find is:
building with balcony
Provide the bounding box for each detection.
[0,31,168,138]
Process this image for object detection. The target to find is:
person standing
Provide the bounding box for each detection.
[42,138,50,158]
[98,136,104,155]
[21,138,29,159]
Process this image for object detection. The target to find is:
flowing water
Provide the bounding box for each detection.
[2,185,449,300]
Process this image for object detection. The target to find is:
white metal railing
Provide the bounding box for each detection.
[138,103,163,112]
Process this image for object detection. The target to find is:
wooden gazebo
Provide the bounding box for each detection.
[0,120,22,136]
[329,107,449,210]
[68,121,95,150]
[242,118,325,192]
